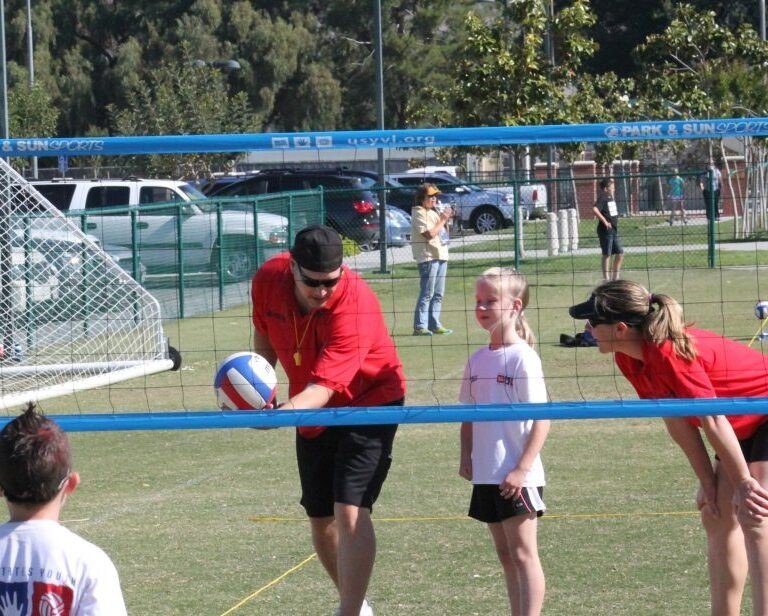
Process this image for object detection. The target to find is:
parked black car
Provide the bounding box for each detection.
[207,168,409,251]
[198,172,259,196]
[318,169,418,214]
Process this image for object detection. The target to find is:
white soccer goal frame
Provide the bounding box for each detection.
[0,157,177,410]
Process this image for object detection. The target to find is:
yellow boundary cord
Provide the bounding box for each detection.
[248,511,697,523]
[747,316,768,347]
[218,552,317,616]
[221,511,698,614]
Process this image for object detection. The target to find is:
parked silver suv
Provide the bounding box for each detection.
[31,178,288,281]
[390,172,517,233]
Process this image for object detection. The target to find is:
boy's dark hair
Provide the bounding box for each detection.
[0,403,71,504]
[599,178,614,190]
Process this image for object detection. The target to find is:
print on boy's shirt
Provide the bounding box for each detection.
[0,581,73,616]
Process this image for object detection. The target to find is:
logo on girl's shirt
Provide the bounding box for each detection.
[0,580,74,615]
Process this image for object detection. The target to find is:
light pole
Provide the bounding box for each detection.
[26,0,37,177]
[0,0,8,140]
[761,0,766,40]
[373,0,388,273]
[545,0,556,187]
[25,1,32,82]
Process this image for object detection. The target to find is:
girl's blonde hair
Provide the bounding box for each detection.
[592,279,696,360]
[478,266,535,347]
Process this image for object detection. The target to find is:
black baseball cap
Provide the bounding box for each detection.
[290,224,343,273]
[568,293,646,325]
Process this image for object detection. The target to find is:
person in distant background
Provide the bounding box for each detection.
[0,403,128,615]
[667,168,687,225]
[593,178,624,281]
[411,183,454,336]
[700,159,722,221]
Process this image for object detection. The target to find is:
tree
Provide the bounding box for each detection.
[1,0,346,137]
[108,56,261,178]
[7,81,59,175]
[581,0,765,77]
[7,81,58,138]
[408,0,601,188]
[0,0,467,141]
[634,4,768,234]
[409,0,599,127]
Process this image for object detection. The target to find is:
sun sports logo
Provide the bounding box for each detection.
[1,139,104,153]
[603,120,768,139]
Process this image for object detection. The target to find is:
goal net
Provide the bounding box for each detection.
[0,157,175,410]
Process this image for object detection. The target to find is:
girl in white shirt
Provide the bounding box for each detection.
[459,266,550,616]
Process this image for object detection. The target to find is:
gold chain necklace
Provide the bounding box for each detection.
[292,312,315,366]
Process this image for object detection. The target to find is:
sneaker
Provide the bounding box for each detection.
[430,327,453,335]
[413,328,432,336]
[333,599,373,616]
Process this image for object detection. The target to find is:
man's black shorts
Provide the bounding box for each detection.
[296,401,402,518]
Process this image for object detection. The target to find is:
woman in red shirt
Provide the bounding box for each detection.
[569,279,768,616]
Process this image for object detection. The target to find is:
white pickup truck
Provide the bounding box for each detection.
[31,178,289,281]
[490,183,548,220]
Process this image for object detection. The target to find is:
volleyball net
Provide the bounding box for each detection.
[4,117,768,429]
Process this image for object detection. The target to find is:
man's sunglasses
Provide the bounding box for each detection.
[297,265,342,288]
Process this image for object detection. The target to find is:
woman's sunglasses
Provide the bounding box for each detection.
[586,318,613,328]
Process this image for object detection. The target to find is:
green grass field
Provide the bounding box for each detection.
[32,218,768,614]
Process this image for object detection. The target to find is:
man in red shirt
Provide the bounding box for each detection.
[251,225,406,616]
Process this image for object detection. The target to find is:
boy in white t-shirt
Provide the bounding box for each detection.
[459,267,550,615]
[0,404,127,615]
